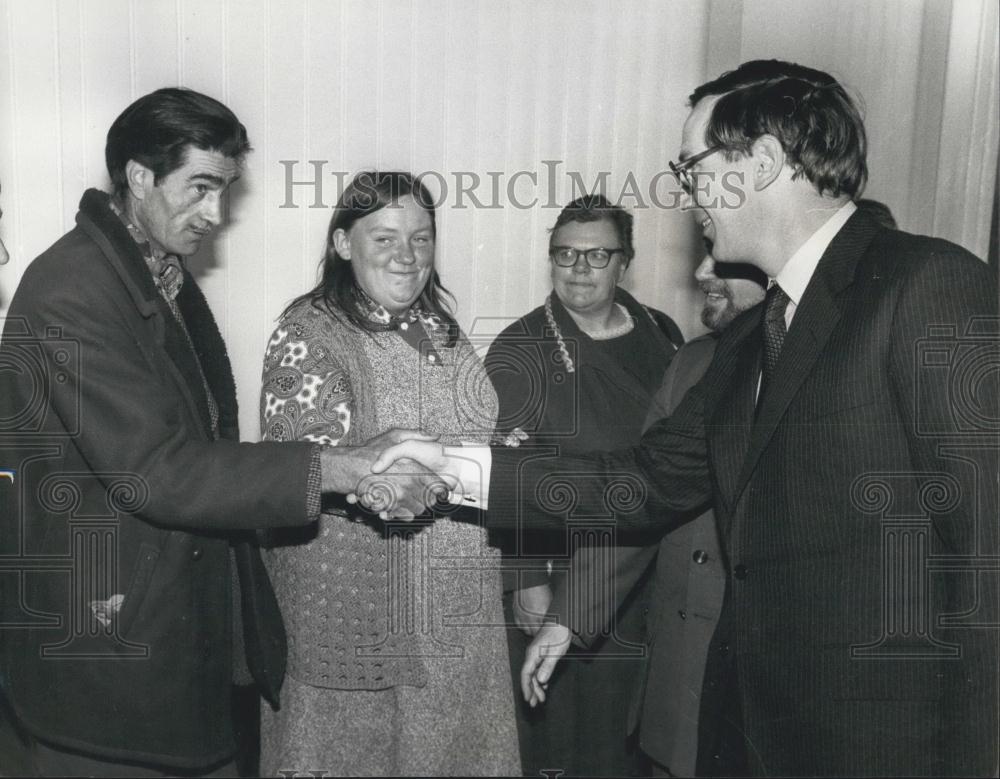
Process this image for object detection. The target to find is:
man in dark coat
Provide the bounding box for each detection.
[377,60,999,776]
[0,88,440,776]
[637,249,765,776]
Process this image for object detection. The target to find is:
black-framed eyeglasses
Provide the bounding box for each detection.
[669,146,722,194]
[549,246,624,269]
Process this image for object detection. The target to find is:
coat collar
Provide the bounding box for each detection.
[545,286,673,385]
[76,189,161,319]
[727,209,881,504]
[74,189,240,439]
[547,286,670,346]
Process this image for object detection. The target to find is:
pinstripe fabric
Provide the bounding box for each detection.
[489,210,999,775]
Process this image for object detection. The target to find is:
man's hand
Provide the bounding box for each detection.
[521,621,572,707]
[371,439,487,506]
[320,429,451,519]
[349,457,454,520]
[512,583,553,636]
[371,439,451,476]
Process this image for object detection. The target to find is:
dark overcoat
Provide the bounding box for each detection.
[0,190,313,769]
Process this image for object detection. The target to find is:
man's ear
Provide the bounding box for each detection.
[332,228,352,260]
[751,134,785,191]
[124,159,152,201]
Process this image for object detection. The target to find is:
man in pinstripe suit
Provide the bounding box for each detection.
[380,59,999,776]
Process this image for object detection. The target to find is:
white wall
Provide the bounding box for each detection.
[1,0,996,441]
[0,0,711,439]
[732,0,999,254]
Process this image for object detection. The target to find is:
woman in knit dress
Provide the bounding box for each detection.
[258,171,519,776]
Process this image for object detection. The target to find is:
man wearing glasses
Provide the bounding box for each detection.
[379,59,998,776]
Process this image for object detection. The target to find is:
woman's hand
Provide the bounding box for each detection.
[512,583,553,636]
[521,621,572,707]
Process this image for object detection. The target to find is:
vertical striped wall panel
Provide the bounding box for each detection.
[0,0,995,442]
[740,0,927,231]
[932,0,999,256]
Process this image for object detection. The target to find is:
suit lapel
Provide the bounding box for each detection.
[732,211,879,502]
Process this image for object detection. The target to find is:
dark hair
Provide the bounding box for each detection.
[855,198,897,230]
[106,87,251,199]
[286,171,458,342]
[689,59,867,199]
[549,194,635,263]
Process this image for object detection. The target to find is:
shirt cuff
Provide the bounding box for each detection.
[443,443,491,510]
[305,444,323,520]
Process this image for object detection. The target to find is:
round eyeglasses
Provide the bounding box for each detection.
[549,246,624,269]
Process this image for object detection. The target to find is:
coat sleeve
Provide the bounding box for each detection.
[4,255,315,532]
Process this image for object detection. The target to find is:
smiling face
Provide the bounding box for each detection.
[334,194,435,314]
[549,218,627,318]
[128,146,240,257]
[679,96,756,265]
[694,251,766,332]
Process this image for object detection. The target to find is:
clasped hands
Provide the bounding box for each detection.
[321,429,567,704]
[320,428,469,520]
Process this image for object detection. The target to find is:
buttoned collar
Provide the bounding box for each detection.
[773,200,857,306]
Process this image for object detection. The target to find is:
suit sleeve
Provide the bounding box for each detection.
[7,260,315,532]
[487,355,716,531]
[887,248,998,770]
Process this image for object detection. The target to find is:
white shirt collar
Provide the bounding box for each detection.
[773,200,857,306]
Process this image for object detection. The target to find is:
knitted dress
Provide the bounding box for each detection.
[258,297,518,777]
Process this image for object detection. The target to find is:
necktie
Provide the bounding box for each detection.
[759,284,790,402]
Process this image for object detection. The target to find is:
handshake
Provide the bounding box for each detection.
[319,429,482,520]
